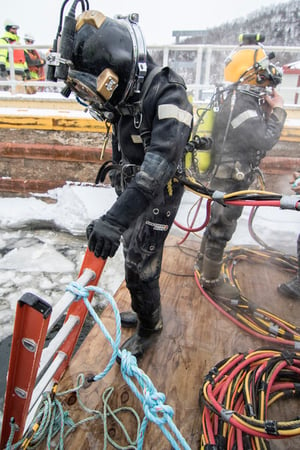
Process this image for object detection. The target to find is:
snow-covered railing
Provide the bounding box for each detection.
[0,43,300,105]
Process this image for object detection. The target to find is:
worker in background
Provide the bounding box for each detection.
[24,33,46,86]
[48,8,193,358]
[277,171,300,299]
[196,34,287,298]
[0,19,33,94]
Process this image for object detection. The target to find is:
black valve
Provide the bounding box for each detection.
[239,33,265,45]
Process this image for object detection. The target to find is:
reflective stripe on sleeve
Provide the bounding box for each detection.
[158,104,193,127]
[231,110,258,129]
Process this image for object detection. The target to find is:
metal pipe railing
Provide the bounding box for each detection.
[0,43,299,105]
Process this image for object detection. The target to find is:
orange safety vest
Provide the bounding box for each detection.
[12,47,26,64]
[24,49,45,81]
[0,37,27,71]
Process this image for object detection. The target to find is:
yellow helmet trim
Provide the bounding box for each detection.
[76,10,106,31]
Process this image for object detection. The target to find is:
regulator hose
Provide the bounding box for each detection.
[200,348,300,449]
[195,246,300,347]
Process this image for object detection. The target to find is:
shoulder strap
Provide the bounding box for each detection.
[132,66,162,136]
[117,66,162,117]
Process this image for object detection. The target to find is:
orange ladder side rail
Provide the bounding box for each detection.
[0,293,52,449]
[1,249,106,448]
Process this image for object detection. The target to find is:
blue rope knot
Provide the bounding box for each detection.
[120,349,138,377]
[143,389,174,425]
[66,281,89,301]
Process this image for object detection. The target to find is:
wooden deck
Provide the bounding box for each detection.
[53,233,300,450]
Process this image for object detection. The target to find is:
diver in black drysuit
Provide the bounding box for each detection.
[97,62,193,357]
[52,10,193,358]
[197,85,286,297]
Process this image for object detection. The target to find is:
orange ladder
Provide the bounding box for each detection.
[0,249,106,449]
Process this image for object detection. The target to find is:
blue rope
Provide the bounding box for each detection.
[66,281,121,381]
[67,282,191,449]
[120,349,190,450]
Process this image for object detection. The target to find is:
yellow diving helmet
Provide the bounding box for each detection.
[224,33,282,87]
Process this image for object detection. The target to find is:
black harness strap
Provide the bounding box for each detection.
[117,66,162,117]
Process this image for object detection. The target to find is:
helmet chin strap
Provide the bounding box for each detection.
[116,13,147,103]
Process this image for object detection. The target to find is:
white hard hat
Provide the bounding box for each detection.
[4,19,19,29]
[24,33,35,42]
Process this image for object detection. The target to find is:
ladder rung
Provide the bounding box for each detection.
[37,315,79,379]
[25,351,67,432]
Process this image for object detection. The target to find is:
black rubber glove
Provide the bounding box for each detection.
[87,179,150,259]
[86,216,125,259]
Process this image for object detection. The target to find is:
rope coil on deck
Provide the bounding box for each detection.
[72,283,191,450]
[5,380,142,449]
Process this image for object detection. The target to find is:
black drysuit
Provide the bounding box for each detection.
[203,87,287,263]
[89,65,193,324]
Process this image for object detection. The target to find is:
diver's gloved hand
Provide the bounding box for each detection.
[87,178,150,259]
[86,216,125,259]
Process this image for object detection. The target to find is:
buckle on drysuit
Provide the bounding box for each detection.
[121,163,140,190]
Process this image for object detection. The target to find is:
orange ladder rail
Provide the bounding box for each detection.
[0,249,106,448]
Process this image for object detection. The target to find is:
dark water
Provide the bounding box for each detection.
[0,335,12,415]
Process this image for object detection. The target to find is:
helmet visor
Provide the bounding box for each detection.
[67,69,119,106]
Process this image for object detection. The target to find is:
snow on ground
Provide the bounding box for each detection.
[0,182,298,342]
[0,184,124,339]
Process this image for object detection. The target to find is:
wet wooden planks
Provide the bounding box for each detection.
[50,234,300,450]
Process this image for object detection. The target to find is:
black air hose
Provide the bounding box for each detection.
[55,0,78,81]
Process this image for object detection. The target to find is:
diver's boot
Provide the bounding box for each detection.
[120,308,163,359]
[120,311,138,328]
[201,255,240,298]
[278,276,300,300]
[194,235,207,272]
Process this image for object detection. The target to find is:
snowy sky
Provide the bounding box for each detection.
[1,0,293,46]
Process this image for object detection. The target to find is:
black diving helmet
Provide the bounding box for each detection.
[48,3,147,114]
